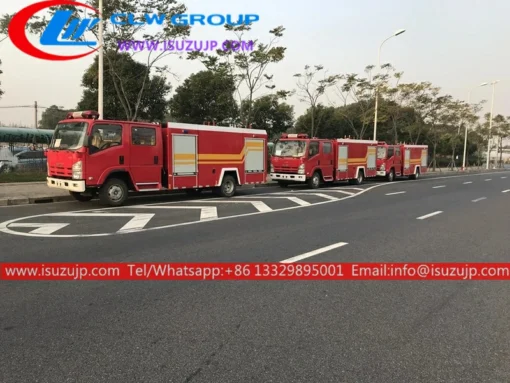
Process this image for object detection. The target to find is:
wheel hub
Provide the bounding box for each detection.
[108,185,123,201]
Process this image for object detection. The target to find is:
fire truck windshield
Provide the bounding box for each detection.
[377,146,387,159]
[273,140,307,157]
[49,122,89,150]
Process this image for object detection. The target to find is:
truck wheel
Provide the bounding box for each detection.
[307,172,321,189]
[69,191,93,202]
[218,175,236,197]
[387,169,395,182]
[409,168,420,180]
[99,178,128,206]
[352,170,364,185]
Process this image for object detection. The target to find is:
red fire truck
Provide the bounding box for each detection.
[376,142,428,181]
[270,134,378,188]
[46,111,267,206]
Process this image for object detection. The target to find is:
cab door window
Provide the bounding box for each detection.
[89,124,123,155]
[387,147,394,158]
[308,141,319,158]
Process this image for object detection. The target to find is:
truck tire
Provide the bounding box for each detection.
[387,169,395,182]
[99,178,128,206]
[218,175,236,197]
[307,171,321,189]
[69,191,93,202]
[350,170,364,185]
[409,168,420,180]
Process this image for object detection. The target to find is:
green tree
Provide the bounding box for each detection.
[39,105,71,129]
[77,53,171,122]
[241,94,294,140]
[24,0,189,120]
[293,65,340,137]
[169,70,238,124]
[189,23,287,128]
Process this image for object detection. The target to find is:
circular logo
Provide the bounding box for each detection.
[9,0,101,61]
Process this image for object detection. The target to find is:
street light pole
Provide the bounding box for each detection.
[373,28,406,141]
[98,0,104,120]
[486,80,498,169]
[462,82,488,170]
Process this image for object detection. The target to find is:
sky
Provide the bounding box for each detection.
[1,0,510,128]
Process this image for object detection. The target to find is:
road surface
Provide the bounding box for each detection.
[1,170,509,382]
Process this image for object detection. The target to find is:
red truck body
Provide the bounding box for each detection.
[376,142,428,181]
[46,111,267,205]
[270,134,378,187]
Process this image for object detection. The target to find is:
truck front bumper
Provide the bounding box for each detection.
[270,173,306,182]
[376,171,386,176]
[47,177,86,192]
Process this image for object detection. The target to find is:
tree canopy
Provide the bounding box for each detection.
[39,105,71,129]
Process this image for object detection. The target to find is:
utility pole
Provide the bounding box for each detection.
[34,101,38,129]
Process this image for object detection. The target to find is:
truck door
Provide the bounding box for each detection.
[129,126,162,190]
[320,141,334,180]
[307,140,320,177]
[394,146,402,175]
[86,122,127,186]
[171,133,198,189]
[403,147,410,175]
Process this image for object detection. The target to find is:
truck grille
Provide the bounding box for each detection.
[273,166,299,173]
[49,165,72,178]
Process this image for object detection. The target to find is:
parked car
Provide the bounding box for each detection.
[0,149,47,173]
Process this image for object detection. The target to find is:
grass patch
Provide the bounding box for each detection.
[0,172,47,183]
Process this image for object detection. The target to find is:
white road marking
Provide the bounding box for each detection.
[432,185,446,189]
[386,191,406,195]
[485,179,492,181]
[472,197,486,203]
[463,181,472,184]
[240,195,311,206]
[7,223,69,234]
[117,214,155,231]
[185,200,273,213]
[417,211,443,220]
[122,205,218,221]
[280,242,348,263]
[284,193,339,201]
[501,176,507,179]
[502,190,510,193]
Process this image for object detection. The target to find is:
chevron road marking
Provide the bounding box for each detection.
[283,193,339,201]
[184,200,273,213]
[49,212,156,232]
[121,206,218,221]
[6,223,70,235]
[238,195,311,206]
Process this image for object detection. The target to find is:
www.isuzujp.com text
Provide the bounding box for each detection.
[117,40,255,52]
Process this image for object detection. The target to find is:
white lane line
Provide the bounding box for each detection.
[185,200,273,212]
[386,191,406,196]
[199,207,218,221]
[472,197,486,203]
[280,242,348,263]
[503,190,510,193]
[502,176,507,179]
[7,223,70,234]
[463,181,472,184]
[432,185,446,189]
[282,189,355,196]
[118,213,156,231]
[417,211,443,220]
[485,179,492,181]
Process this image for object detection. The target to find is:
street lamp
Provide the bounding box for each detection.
[486,80,499,169]
[373,29,406,141]
[462,82,488,170]
[98,0,104,120]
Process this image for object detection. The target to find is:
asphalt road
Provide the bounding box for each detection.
[1,170,510,382]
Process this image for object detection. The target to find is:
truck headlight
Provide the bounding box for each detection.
[298,164,305,175]
[72,160,82,179]
[270,164,274,173]
[380,164,385,171]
